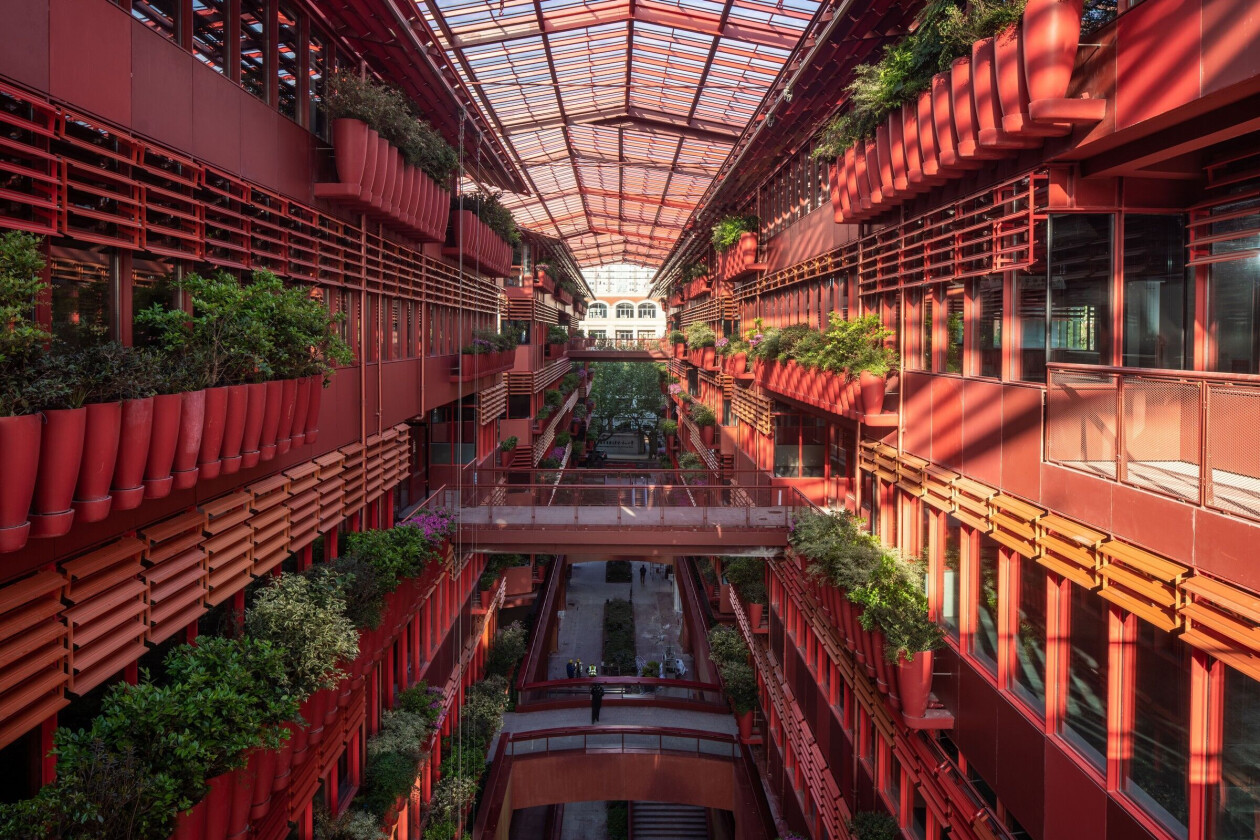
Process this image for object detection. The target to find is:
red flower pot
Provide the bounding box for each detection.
[933,72,972,170]
[851,143,873,211]
[241,382,268,469]
[917,90,947,179]
[291,377,313,448]
[874,123,900,203]
[333,118,369,195]
[973,37,1036,149]
[949,57,1002,163]
[171,799,207,840]
[72,401,122,524]
[304,375,324,446]
[871,629,892,695]
[397,165,416,229]
[700,425,715,447]
[111,397,153,511]
[702,347,716,369]
[276,379,299,456]
[736,710,754,741]
[863,138,884,207]
[887,113,912,193]
[0,414,41,553]
[144,393,183,499]
[896,650,934,719]
[259,380,284,462]
[197,386,230,481]
[748,602,763,628]
[673,343,685,359]
[249,747,278,820]
[171,389,206,491]
[219,384,249,476]
[859,371,887,415]
[828,161,846,221]
[29,407,88,539]
[1023,0,1102,123]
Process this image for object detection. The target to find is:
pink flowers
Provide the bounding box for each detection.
[405,507,456,541]
[749,333,764,347]
[715,337,729,349]
[668,383,683,395]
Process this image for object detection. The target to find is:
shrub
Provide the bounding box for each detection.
[246,574,359,697]
[499,435,518,453]
[692,405,716,427]
[668,329,686,344]
[452,190,519,245]
[486,622,528,679]
[707,625,747,668]
[342,525,439,591]
[684,323,716,348]
[362,750,417,816]
[660,419,677,437]
[605,560,632,582]
[850,552,944,662]
[544,388,563,407]
[711,214,759,252]
[850,810,901,840]
[603,598,636,675]
[428,776,478,825]
[722,558,767,605]
[555,430,572,447]
[790,508,882,591]
[314,805,385,840]
[607,802,629,840]
[368,707,436,763]
[547,324,569,343]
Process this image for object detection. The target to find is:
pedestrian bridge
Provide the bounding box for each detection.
[564,337,671,361]
[432,470,804,555]
[473,708,774,840]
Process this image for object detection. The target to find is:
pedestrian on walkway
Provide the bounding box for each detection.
[575,658,582,677]
[590,682,605,723]
[566,659,576,679]
[640,564,646,585]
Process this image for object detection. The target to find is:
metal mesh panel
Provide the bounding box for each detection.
[1046,369,1118,477]
[1121,377,1200,501]
[1207,384,1260,519]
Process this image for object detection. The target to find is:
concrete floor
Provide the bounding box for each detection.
[559,800,607,840]
[547,560,693,679]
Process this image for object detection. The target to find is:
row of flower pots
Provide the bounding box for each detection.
[829,0,1104,224]
[800,568,934,720]
[714,232,759,284]
[449,350,515,382]
[449,209,513,278]
[168,572,444,840]
[315,118,450,242]
[687,347,719,370]
[0,376,324,554]
[752,359,886,417]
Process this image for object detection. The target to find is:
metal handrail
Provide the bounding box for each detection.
[1047,361,1260,386]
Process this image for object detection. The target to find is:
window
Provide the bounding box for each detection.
[1123,215,1189,369]
[972,534,1000,672]
[587,302,607,318]
[131,258,178,348]
[50,246,113,346]
[941,515,962,638]
[1048,214,1113,367]
[428,400,476,465]
[919,288,934,370]
[616,329,633,340]
[615,303,634,319]
[975,277,1003,378]
[1016,269,1048,382]
[1061,582,1109,768]
[588,330,606,339]
[944,282,964,374]
[1208,254,1260,374]
[192,0,228,72]
[1124,623,1190,836]
[308,31,330,135]
[132,0,179,40]
[240,0,268,101]
[277,5,300,121]
[1012,556,1047,711]
[773,412,825,478]
[637,302,656,318]
[1215,667,1260,840]
[637,329,654,338]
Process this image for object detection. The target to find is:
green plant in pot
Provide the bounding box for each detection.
[668,329,686,350]
[498,435,518,467]
[452,190,519,246]
[849,811,901,840]
[547,324,569,344]
[711,214,759,253]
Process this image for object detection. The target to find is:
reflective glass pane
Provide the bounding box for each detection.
[192,0,227,73]
[132,0,179,40]
[972,534,999,671]
[240,0,268,101]
[1013,557,1047,710]
[1124,623,1189,837]
[1216,666,1260,840]
[277,5,300,120]
[1123,215,1189,369]
[976,276,1002,378]
[1048,214,1113,367]
[1061,583,1108,766]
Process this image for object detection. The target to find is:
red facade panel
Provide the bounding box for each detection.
[902,372,934,459]
[1193,506,1260,592]
[1043,741,1108,840]
[1001,383,1043,502]
[1039,462,1114,532]
[49,0,131,126]
[1109,483,1195,564]
[0,0,49,91]
[191,69,243,175]
[130,20,194,154]
[960,378,1004,487]
[931,376,964,471]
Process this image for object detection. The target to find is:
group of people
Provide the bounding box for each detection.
[566,658,598,678]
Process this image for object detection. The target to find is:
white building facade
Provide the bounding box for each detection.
[578,264,666,340]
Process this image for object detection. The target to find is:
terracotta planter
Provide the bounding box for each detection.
[197,386,230,481]
[887,113,912,193]
[917,90,947,179]
[871,629,892,695]
[291,377,313,448]
[700,425,715,447]
[1023,0,1101,123]
[304,375,324,446]
[859,371,887,415]
[259,380,284,462]
[822,371,842,406]
[736,710,754,741]
[332,118,370,195]
[202,771,235,838]
[276,378,299,456]
[398,165,417,229]
[171,389,206,491]
[844,146,866,214]
[828,161,846,221]
[896,651,934,719]
[144,393,183,499]
[219,384,249,476]
[673,343,685,359]
[500,450,514,467]
[480,588,494,608]
[171,799,207,840]
[240,382,267,469]
[702,347,716,369]
[863,138,884,207]
[949,57,1002,163]
[70,401,122,524]
[729,352,748,376]
[875,123,900,203]
[29,407,88,538]
[993,23,1067,138]
[973,37,1036,149]
[933,72,973,170]
[852,143,873,211]
[0,414,42,553]
[748,602,763,628]
[249,747,278,820]
[111,397,154,511]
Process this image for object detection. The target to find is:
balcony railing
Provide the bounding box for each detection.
[515,677,728,708]
[568,337,670,354]
[1046,363,1260,520]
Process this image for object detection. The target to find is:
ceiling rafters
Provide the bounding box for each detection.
[419,0,821,267]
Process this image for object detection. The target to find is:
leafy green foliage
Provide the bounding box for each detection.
[362,751,417,817]
[607,802,629,840]
[682,263,709,281]
[326,70,457,182]
[684,323,716,348]
[452,190,519,245]
[706,626,758,714]
[603,598,637,675]
[711,215,759,252]
[850,810,901,840]
[309,558,386,630]
[790,508,882,591]
[499,435,518,453]
[605,560,632,582]
[314,805,386,840]
[479,553,527,590]
[747,314,898,377]
[813,0,1027,156]
[342,524,440,592]
[660,419,678,437]
[668,329,686,344]
[0,231,49,416]
[547,324,570,343]
[544,388,563,407]
[851,552,944,662]
[587,362,666,447]
[692,404,716,427]
[722,558,767,605]
[246,575,359,697]
[485,622,528,679]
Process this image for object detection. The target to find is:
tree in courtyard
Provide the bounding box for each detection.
[587,362,665,450]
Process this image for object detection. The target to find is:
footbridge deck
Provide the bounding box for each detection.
[563,337,670,361]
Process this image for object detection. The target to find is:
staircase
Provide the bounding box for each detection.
[631,802,709,840]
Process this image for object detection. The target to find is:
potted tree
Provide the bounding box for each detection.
[844,315,898,415]
[546,324,569,357]
[684,323,717,369]
[708,626,759,740]
[723,557,768,629]
[669,329,686,359]
[498,436,518,468]
[692,404,717,447]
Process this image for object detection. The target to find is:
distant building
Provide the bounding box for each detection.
[579,264,665,340]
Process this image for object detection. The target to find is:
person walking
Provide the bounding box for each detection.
[640,564,646,585]
[566,659,576,679]
[575,658,582,678]
[589,682,605,723]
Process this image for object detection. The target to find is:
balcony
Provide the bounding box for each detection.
[1046,363,1260,521]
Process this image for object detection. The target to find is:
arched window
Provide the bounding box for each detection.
[587,302,608,318]
[616,303,635,319]
[637,303,656,318]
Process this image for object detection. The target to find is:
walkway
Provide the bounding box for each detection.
[499,706,738,736]
[546,560,692,680]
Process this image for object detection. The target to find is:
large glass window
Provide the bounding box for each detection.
[615,303,634,318]
[1061,583,1109,767]
[1209,257,1260,374]
[1013,557,1047,710]
[1125,624,1190,837]
[1123,215,1189,369]
[428,400,476,465]
[308,32,330,136]
[637,302,656,318]
[1016,269,1047,382]
[1048,214,1113,367]
[239,0,268,101]
[192,0,227,74]
[944,282,964,374]
[587,302,608,318]
[132,0,179,40]
[773,412,826,478]
[975,276,1002,378]
[972,534,1000,671]
[277,5,300,121]
[1215,667,1260,840]
[50,246,113,346]
[919,289,934,370]
[131,258,178,348]
[941,515,962,638]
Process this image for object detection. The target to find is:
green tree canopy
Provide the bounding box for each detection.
[586,362,665,446]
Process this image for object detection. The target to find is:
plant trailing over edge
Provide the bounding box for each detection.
[692,404,716,427]
[669,329,687,345]
[452,190,520,245]
[684,323,716,348]
[547,324,570,343]
[499,436,518,453]
[682,262,709,282]
[850,551,945,662]
[0,231,49,416]
[722,557,768,605]
[660,418,678,437]
[711,214,759,252]
[246,574,360,697]
[706,626,758,714]
[849,810,901,840]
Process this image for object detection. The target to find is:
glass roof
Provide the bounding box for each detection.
[418,0,820,267]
